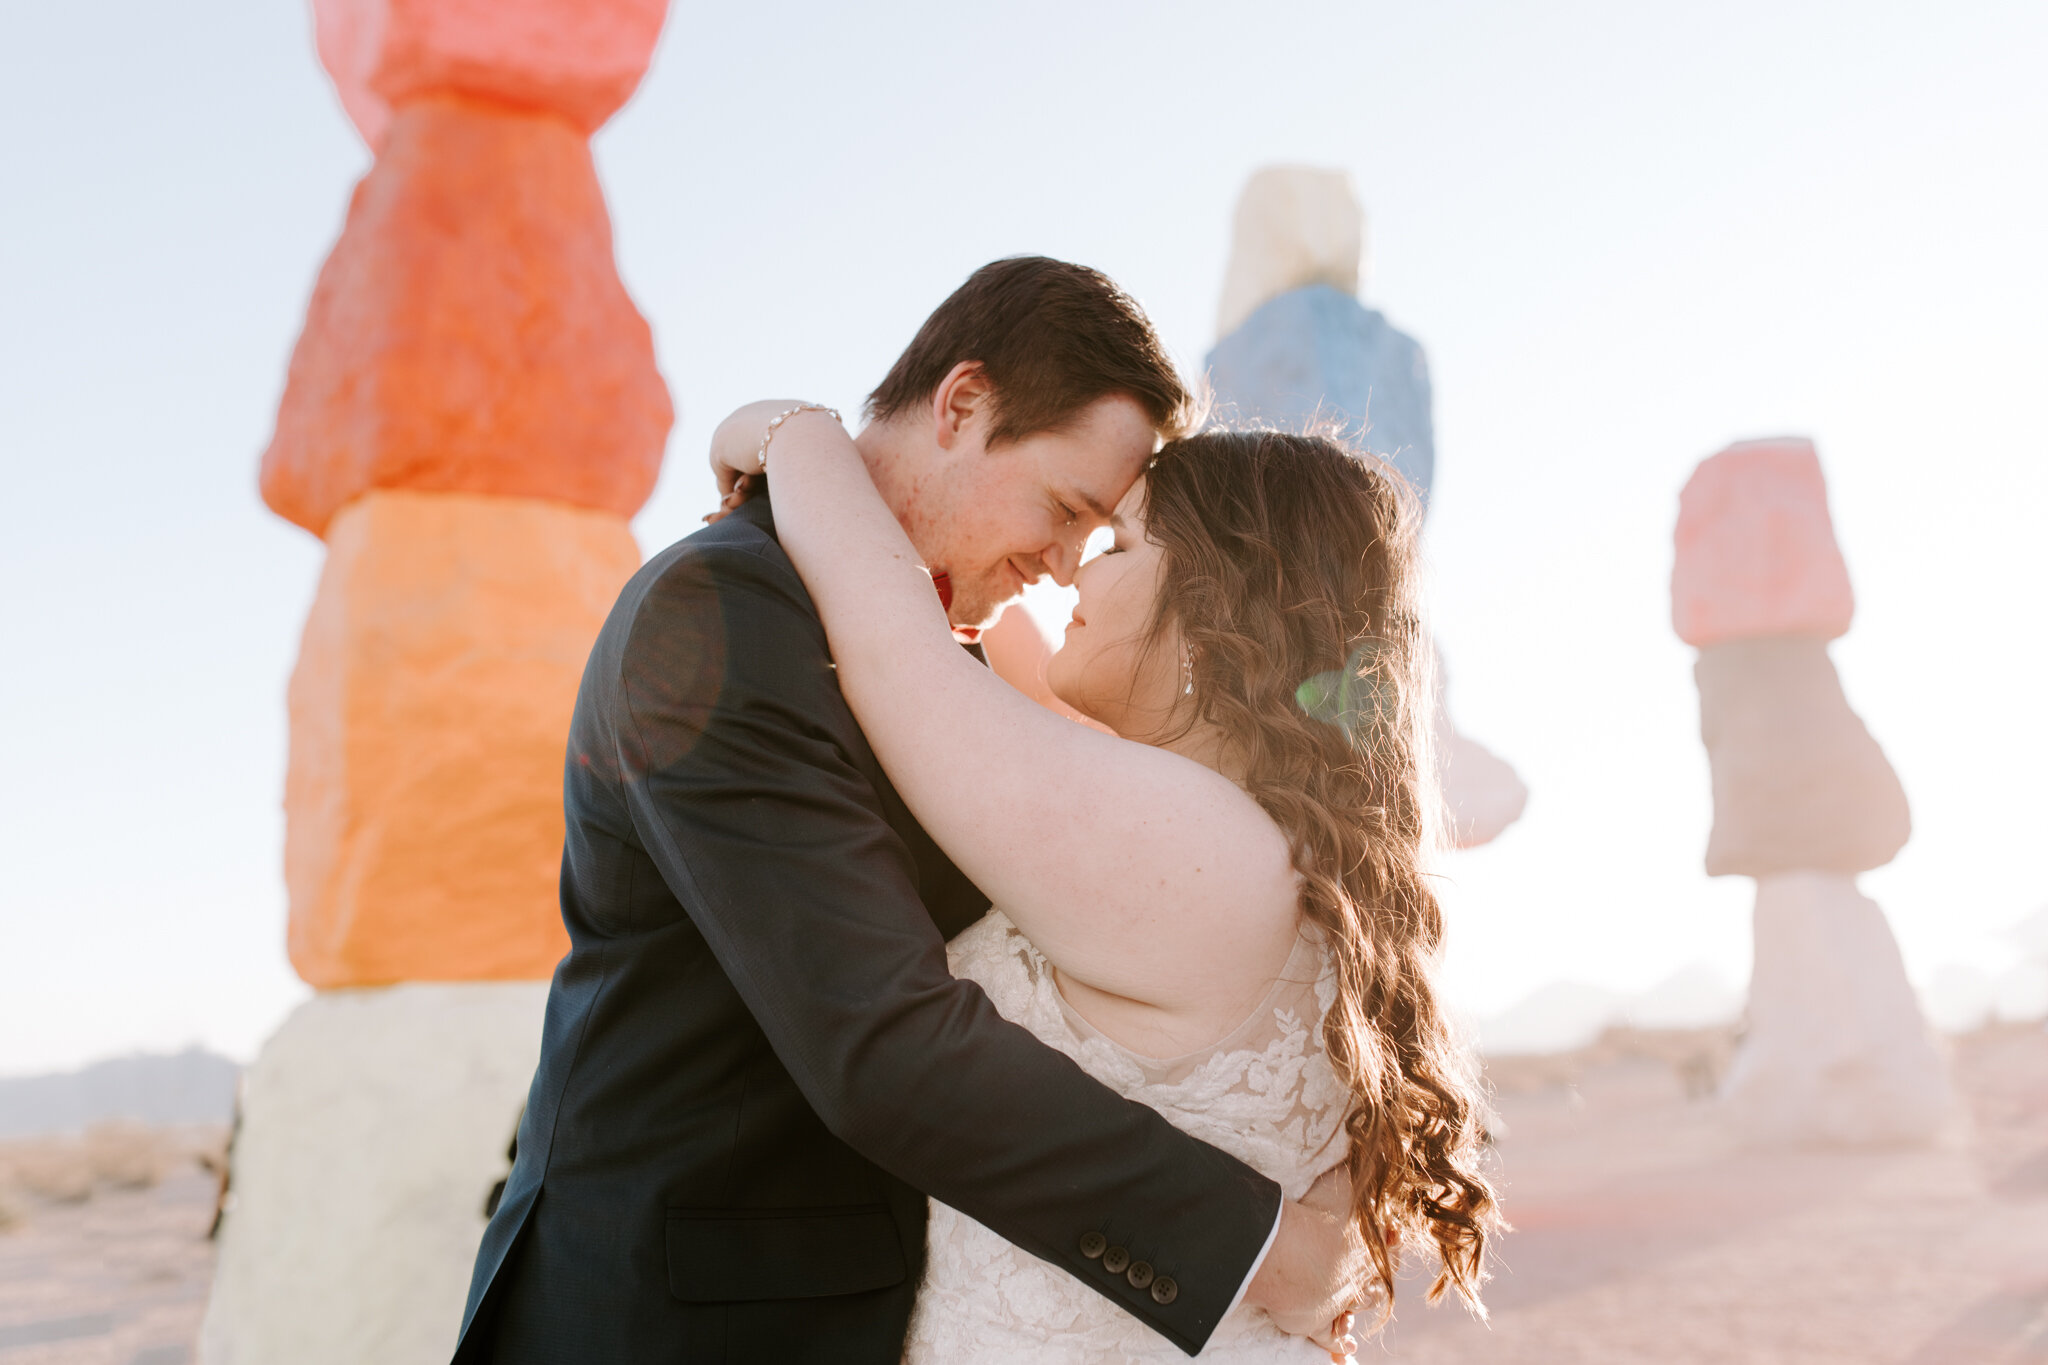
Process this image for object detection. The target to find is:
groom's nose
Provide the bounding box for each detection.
[1013,553,1057,589]
[1041,528,1087,586]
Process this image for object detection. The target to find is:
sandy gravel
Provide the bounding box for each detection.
[0,1131,220,1365]
[1380,1021,2048,1364]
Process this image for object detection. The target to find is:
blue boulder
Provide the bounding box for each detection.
[1204,283,1436,511]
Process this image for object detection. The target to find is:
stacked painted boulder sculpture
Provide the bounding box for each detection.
[202,3,671,1361]
[1208,166,1524,846]
[1673,438,1950,1144]
[1207,165,1436,513]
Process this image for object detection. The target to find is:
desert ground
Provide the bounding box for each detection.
[1,1023,2043,1364]
[1383,1021,2048,1364]
[0,1127,223,1364]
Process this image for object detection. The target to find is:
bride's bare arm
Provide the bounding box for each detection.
[724,407,1299,1026]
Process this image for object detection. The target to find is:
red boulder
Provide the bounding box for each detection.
[261,94,672,537]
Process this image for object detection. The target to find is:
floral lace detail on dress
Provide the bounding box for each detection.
[903,909,1348,1364]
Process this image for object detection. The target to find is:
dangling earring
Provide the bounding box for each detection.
[1180,641,1195,697]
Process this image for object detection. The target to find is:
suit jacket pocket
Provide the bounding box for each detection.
[665,1204,907,1302]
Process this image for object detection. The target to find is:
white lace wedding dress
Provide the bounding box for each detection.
[904,909,1348,1363]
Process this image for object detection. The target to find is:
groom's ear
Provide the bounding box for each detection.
[931,361,996,453]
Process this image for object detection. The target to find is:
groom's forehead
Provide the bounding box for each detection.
[1072,487,1117,519]
[1046,392,1155,469]
[1043,474,1126,527]
[1044,435,1153,515]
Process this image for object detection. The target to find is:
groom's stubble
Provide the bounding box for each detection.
[852,392,1156,633]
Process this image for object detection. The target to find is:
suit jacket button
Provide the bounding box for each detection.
[1079,1232,1107,1260]
[1126,1260,1155,1289]
[1150,1275,1179,1305]
[1101,1245,1130,1274]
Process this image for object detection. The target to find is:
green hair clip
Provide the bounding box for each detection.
[1295,642,1400,746]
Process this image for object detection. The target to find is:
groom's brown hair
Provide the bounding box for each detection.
[865,256,1197,445]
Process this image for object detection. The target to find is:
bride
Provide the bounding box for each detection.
[709,408,1495,1361]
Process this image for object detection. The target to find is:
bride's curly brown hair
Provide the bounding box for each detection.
[1140,429,1498,1323]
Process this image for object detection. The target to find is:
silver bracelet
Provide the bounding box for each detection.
[755,403,842,473]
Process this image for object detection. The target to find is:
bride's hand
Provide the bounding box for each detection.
[703,401,800,523]
[711,401,807,491]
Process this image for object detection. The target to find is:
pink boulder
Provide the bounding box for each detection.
[315,0,670,149]
[261,94,672,537]
[1672,437,1855,648]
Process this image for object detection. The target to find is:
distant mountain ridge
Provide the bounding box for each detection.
[1476,965,1746,1057]
[0,1048,239,1137]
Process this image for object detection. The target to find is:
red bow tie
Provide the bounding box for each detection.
[931,571,982,645]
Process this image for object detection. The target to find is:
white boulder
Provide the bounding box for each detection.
[201,981,547,1365]
[1436,715,1530,849]
[1721,872,1954,1145]
[1433,647,1528,849]
[1215,165,1365,340]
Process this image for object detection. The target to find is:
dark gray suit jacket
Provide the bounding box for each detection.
[453,496,1280,1362]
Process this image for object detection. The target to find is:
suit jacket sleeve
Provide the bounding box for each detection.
[614,538,1281,1355]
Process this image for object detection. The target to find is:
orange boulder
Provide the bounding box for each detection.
[261,94,673,538]
[285,489,642,988]
[315,0,669,149]
[1671,437,1855,648]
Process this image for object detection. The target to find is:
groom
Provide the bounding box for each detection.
[454,257,1363,1362]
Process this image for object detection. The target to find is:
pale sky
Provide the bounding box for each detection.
[2,0,2043,1074]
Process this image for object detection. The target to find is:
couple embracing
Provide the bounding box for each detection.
[453,257,1495,1363]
